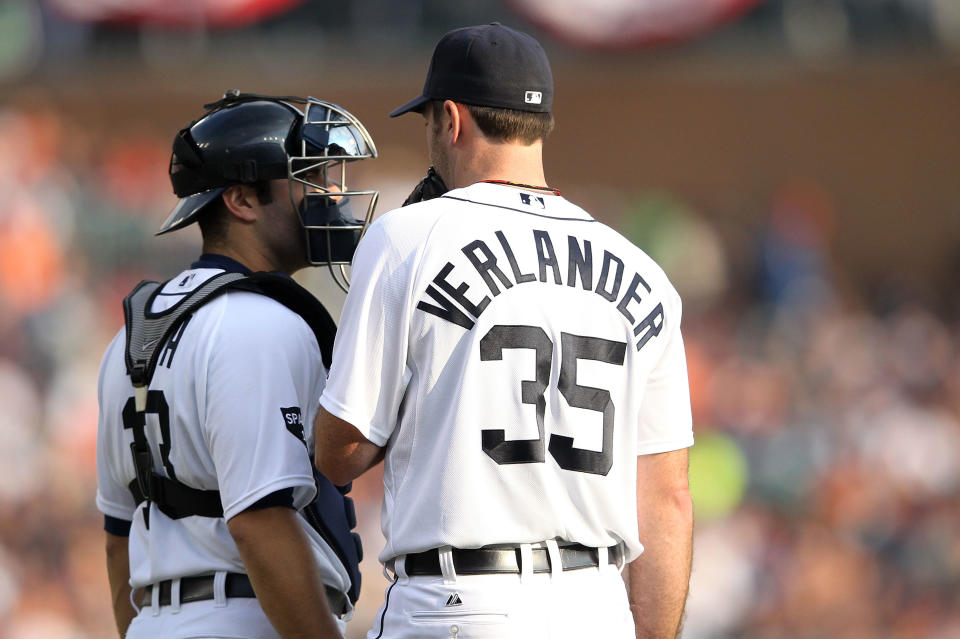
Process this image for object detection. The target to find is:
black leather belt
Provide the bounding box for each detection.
[400,543,624,576]
[140,573,349,618]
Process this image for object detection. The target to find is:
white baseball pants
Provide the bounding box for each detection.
[366,545,634,639]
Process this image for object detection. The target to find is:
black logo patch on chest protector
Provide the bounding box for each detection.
[281,406,305,444]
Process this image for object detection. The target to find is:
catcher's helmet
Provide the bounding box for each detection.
[160,90,378,288]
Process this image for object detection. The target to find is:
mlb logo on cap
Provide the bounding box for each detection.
[525,91,543,105]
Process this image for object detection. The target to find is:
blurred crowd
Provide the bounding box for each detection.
[632,182,960,638]
[0,103,192,639]
[0,101,956,639]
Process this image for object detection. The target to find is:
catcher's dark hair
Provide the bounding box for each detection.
[429,100,554,145]
[198,181,275,243]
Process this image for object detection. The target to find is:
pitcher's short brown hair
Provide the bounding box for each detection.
[430,100,554,145]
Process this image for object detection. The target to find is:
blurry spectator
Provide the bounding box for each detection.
[755,177,835,315]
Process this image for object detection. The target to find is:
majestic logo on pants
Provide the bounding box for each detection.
[445,593,463,607]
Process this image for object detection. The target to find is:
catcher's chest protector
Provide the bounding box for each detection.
[121,271,363,603]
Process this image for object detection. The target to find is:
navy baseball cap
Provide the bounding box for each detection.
[389,22,554,117]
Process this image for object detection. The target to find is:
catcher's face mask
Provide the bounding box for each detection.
[289,98,379,292]
[162,91,378,292]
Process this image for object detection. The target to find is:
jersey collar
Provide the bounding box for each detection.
[191,253,253,274]
[443,182,594,221]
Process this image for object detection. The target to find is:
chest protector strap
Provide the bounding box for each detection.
[121,272,338,521]
[121,270,365,601]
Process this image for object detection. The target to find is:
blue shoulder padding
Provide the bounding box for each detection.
[304,471,363,603]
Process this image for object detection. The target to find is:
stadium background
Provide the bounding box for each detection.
[0,0,957,637]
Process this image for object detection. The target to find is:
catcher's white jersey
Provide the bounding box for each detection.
[96,267,351,595]
[320,182,693,563]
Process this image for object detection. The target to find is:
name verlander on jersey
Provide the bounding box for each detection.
[416,228,665,352]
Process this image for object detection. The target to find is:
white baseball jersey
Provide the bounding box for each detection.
[96,266,351,595]
[320,182,694,563]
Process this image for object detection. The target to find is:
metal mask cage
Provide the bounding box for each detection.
[285,97,379,291]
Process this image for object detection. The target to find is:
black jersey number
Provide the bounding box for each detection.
[122,390,177,479]
[479,325,627,475]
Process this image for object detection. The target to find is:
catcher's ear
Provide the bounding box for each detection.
[221,184,259,223]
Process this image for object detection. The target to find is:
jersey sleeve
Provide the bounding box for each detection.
[95,331,138,522]
[635,288,694,455]
[320,218,412,446]
[201,296,321,520]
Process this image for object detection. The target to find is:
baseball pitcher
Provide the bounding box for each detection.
[316,24,695,639]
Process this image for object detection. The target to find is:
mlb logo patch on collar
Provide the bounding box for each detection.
[519,193,546,209]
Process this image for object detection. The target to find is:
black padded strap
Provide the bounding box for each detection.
[123,271,336,385]
[121,270,338,522]
[123,272,248,389]
[146,474,224,519]
[127,479,145,505]
[128,473,223,519]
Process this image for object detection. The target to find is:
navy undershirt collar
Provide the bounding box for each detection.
[190,253,295,281]
[191,253,252,274]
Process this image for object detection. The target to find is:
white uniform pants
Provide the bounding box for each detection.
[367,547,634,639]
[125,576,347,639]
